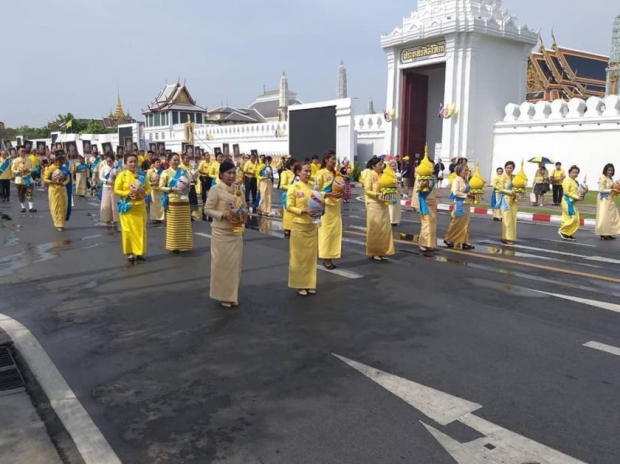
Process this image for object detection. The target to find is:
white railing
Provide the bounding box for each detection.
[354,114,385,133]
[502,96,620,123]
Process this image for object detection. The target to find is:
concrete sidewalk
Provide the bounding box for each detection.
[0,332,62,464]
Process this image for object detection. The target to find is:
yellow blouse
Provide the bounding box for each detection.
[451,176,470,204]
[280,169,295,191]
[243,160,257,178]
[147,168,161,190]
[286,181,314,224]
[598,175,613,194]
[364,170,383,204]
[43,165,70,188]
[113,170,151,206]
[198,160,211,176]
[159,167,188,203]
[208,161,221,180]
[315,168,341,206]
[562,178,580,201]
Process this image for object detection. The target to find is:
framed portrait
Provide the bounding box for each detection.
[233,144,240,156]
[23,140,33,153]
[65,141,78,159]
[3,140,12,149]
[149,142,157,153]
[123,137,133,153]
[117,146,125,158]
[133,142,138,151]
[222,143,230,156]
[250,149,258,157]
[16,136,23,147]
[82,140,92,155]
[36,141,46,154]
[214,147,222,156]
[102,142,113,154]
[156,142,166,155]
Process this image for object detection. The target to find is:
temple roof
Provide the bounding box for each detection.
[527,39,609,102]
[207,106,266,124]
[143,82,207,114]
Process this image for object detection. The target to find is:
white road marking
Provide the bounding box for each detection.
[481,241,620,264]
[342,237,366,246]
[347,224,367,232]
[87,202,99,207]
[583,341,620,357]
[532,290,620,314]
[82,235,102,241]
[195,232,212,239]
[0,313,121,464]
[317,265,363,279]
[540,238,596,248]
[334,354,585,464]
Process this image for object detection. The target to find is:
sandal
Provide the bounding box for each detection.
[297,289,308,296]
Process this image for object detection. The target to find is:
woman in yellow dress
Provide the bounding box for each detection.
[364,156,395,261]
[315,150,343,270]
[287,162,322,296]
[417,166,437,252]
[148,158,165,224]
[595,163,620,240]
[385,160,402,226]
[74,154,89,197]
[159,153,194,252]
[114,153,151,263]
[204,159,246,308]
[44,152,70,231]
[496,161,518,244]
[559,165,585,241]
[490,167,503,221]
[208,153,223,188]
[257,156,274,215]
[280,158,299,238]
[444,164,475,250]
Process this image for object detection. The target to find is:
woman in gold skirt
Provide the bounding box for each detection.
[114,153,150,263]
[496,161,518,245]
[44,152,70,231]
[364,156,395,261]
[287,162,322,296]
[595,163,620,240]
[315,150,343,270]
[280,158,298,238]
[74,154,89,197]
[159,153,194,252]
[257,156,274,215]
[444,164,475,250]
[559,165,585,241]
[490,167,504,221]
[417,168,437,252]
[204,159,246,308]
[148,158,165,223]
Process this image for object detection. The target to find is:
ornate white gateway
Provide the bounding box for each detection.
[382,0,537,173]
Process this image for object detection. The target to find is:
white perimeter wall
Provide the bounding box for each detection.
[493,96,620,191]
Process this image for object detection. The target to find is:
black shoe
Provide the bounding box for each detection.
[29,208,37,213]
[444,240,454,248]
[127,255,136,263]
[20,208,26,213]
[136,256,146,262]
[322,262,335,270]
[462,244,475,250]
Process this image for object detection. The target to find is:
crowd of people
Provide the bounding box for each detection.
[1,143,619,308]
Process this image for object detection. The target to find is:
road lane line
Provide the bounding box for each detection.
[531,290,620,314]
[317,266,363,279]
[0,313,121,464]
[584,341,620,357]
[344,230,620,285]
[195,232,212,239]
[540,238,596,248]
[87,202,99,207]
[82,235,102,241]
[480,241,620,264]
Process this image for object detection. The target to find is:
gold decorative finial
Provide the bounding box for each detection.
[114,91,125,120]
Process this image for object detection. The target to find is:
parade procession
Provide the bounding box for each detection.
[1,1,620,463]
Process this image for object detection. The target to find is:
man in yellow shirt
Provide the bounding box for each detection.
[243,153,258,208]
[310,155,320,183]
[0,150,13,202]
[551,162,565,205]
[11,146,36,212]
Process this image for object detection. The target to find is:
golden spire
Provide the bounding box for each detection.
[114,91,125,120]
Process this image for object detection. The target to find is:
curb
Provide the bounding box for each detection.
[400,200,596,227]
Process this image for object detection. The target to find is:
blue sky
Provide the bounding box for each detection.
[3,0,618,126]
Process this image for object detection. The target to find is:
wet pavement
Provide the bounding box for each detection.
[0,190,619,463]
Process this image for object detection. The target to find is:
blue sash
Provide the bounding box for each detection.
[33,165,41,175]
[418,180,435,216]
[118,173,146,213]
[497,180,513,212]
[76,162,88,173]
[90,157,100,177]
[0,158,9,175]
[600,192,610,200]
[162,168,186,211]
[490,190,497,208]
[61,164,72,220]
[563,180,579,217]
[454,183,470,218]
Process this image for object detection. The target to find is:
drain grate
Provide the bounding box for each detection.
[0,346,26,395]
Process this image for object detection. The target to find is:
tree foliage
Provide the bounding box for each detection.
[0,112,116,141]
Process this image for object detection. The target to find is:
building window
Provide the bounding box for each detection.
[162,133,165,140]
[155,133,159,140]
[154,113,161,126]
[173,112,179,125]
[149,133,152,140]
[196,113,203,124]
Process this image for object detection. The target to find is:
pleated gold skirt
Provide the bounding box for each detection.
[444,208,470,244]
[366,202,395,257]
[120,204,147,256]
[210,227,243,303]
[288,222,318,290]
[166,202,194,251]
[318,202,342,259]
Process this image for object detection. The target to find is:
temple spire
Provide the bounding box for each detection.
[337,60,348,99]
[607,14,620,96]
[367,97,376,114]
[114,90,125,120]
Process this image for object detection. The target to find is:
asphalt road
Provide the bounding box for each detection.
[0,187,619,463]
